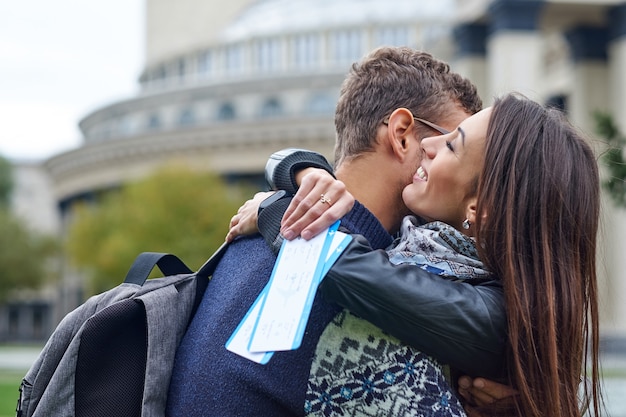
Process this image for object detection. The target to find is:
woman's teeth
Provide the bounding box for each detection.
[417,166,428,181]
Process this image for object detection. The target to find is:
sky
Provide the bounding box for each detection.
[1,0,144,161]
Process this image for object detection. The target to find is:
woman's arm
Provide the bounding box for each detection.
[261,148,507,378]
[319,234,507,380]
[266,149,354,240]
[226,149,340,242]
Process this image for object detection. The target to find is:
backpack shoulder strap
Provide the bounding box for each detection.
[196,242,229,279]
[124,253,193,286]
[125,241,230,287]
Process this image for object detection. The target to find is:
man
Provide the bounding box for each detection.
[166,47,501,416]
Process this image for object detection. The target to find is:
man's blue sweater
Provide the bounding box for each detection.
[166,202,391,416]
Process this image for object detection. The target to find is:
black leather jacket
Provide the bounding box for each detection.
[262,148,507,380]
[318,234,506,379]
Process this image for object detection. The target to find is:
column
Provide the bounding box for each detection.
[609,3,626,129]
[485,0,545,101]
[452,23,489,104]
[603,2,626,338]
[564,26,609,132]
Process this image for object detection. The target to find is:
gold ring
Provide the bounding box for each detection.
[320,194,332,206]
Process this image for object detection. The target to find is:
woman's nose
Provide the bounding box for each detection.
[421,136,438,159]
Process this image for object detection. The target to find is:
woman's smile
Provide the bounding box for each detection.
[415,166,428,182]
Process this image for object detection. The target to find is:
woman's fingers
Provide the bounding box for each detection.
[457,376,518,408]
[281,172,353,240]
[281,172,334,227]
[225,191,274,242]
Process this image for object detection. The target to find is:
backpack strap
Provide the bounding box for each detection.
[124,252,193,286]
[196,242,229,279]
[124,243,230,287]
[188,242,230,315]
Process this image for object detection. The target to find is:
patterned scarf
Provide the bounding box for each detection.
[386,216,491,280]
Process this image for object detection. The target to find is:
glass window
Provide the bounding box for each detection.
[375,27,410,47]
[257,39,280,72]
[178,108,195,126]
[291,34,319,69]
[156,65,167,81]
[545,95,568,113]
[117,116,132,136]
[8,306,18,337]
[260,98,283,118]
[332,30,362,64]
[198,50,212,76]
[178,58,186,79]
[225,44,244,73]
[147,113,161,130]
[217,103,236,121]
[32,304,47,339]
[306,93,335,115]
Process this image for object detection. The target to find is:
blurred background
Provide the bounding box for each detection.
[0,0,625,415]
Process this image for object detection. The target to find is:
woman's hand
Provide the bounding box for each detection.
[457,376,518,416]
[280,168,354,240]
[225,191,275,243]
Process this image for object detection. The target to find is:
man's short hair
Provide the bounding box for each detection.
[334,47,482,165]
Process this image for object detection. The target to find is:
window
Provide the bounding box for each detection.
[8,306,18,337]
[545,95,568,114]
[225,44,244,73]
[306,93,335,115]
[291,34,319,69]
[257,39,280,72]
[178,108,195,126]
[260,98,283,118]
[198,50,212,76]
[32,304,47,339]
[156,65,167,81]
[178,58,186,80]
[332,30,362,64]
[117,116,132,135]
[217,103,236,121]
[375,27,410,47]
[147,113,161,130]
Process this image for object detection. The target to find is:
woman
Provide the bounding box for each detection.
[230,94,602,417]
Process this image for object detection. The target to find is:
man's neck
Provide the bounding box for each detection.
[335,157,407,234]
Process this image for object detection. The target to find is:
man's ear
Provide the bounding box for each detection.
[386,108,416,161]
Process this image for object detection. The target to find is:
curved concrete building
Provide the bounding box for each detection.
[45,0,455,210]
[40,0,626,358]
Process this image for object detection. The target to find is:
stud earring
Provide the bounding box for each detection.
[462,219,471,230]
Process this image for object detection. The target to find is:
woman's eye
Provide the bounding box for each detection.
[446,141,454,151]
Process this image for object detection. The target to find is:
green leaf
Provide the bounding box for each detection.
[595,112,626,207]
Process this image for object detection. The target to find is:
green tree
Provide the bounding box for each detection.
[0,155,12,207]
[0,209,59,302]
[0,209,59,301]
[66,165,247,295]
[595,112,626,207]
[0,157,59,301]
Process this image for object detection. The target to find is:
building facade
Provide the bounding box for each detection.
[12,0,624,352]
[29,0,457,340]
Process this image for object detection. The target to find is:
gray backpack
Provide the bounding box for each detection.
[16,246,227,417]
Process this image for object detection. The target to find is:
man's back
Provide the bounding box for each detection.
[166,203,392,416]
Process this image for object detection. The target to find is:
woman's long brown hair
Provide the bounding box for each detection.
[475,94,601,417]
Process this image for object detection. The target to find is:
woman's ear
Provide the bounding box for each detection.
[465,197,478,227]
[386,108,416,161]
